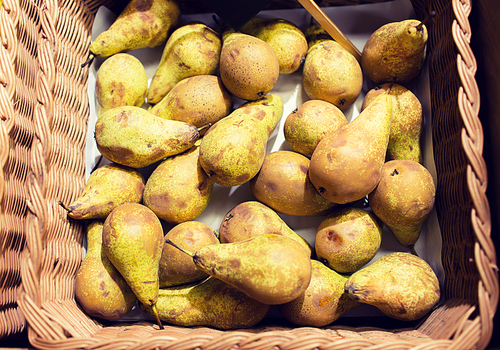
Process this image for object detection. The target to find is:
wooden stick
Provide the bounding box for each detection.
[296,0,362,62]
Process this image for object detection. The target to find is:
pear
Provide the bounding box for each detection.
[95,53,148,117]
[240,17,308,74]
[143,142,214,224]
[345,252,441,321]
[361,19,428,84]
[75,221,137,320]
[159,221,219,288]
[315,207,382,273]
[250,150,336,216]
[149,75,233,133]
[63,163,144,220]
[199,94,283,187]
[368,159,436,252]
[302,39,363,109]
[140,277,270,329]
[304,23,332,50]
[88,0,180,59]
[95,106,199,168]
[219,29,280,101]
[277,260,360,327]
[284,99,348,158]
[102,203,164,328]
[147,22,222,104]
[309,93,392,204]
[167,233,312,305]
[219,201,313,256]
[362,83,423,163]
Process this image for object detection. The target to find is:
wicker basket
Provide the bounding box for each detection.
[0,0,498,348]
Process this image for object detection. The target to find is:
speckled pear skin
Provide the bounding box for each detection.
[345,252,441,321]
[219,201,313,257]
[277,260,361,327]
[143,142,214,224]
[140,277,270,329]
[219,30,280,101]
[95,106,199,169]
[361,20,428,84]
[362,83,423,164]
[66,163,144,220]
[368,159,436,250]
[192,233,312,305]
[102,203,164,309]
[95,53,148,117]
[158,221,219,288]
[147,22,222,104]
[250,150,337,217]
[304,23,332,50]
[240,17,308,74]
[309,93,392,204]
[75,221,137,320]
[89,0,180,58]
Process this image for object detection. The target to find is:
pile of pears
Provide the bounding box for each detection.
[67,0,442,331]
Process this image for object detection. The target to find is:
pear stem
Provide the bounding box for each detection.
[416,10,436,31]
[410,246,418,257]
[197,123,212,133]
[81,53,95,68]
[59,201,71,213]
[151,304,164,330]
[165,238,194,257]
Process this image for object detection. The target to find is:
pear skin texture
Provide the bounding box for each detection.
[250,150,336,216]
[193,233,312,305]
[89,0,180,58]
[149,75,233,132]
[143,143,214,224]
[345,252,441,321]
[368,159,436,249]
[315,207,382,273]
[147,22,222,104]
[277,260,361,327]
[75,221,137,320]
[361,20,428,84]
[95,106,199,168]
[102,203,164,307]
[66,163,144,220]
[302,40,363,109]
[362,83,423,163]
[304,24,333,50]
[199,94,283,187]
[219,201,313,257]
[159,221,219,288]
[95,53,148,117]
[284,99,348,158]
[219,30,280,101]
[240,17,308,74]
[140,277,270,329]
[309,93,392,204]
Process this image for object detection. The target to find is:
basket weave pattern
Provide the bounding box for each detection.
[0,0,498,349]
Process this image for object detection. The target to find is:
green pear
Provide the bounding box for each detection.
[362,83,423,163]
[95,106,199,168]
[140,277,270,329]
[284,99,348,158]
[75,221,137,320]
[361,19,428,84]
[143,141,214,224]
[147,22,222,104]
[199,94,283,187]
[240,17,308,74]
[315,207,382,273]
[250,151,336,216]
[88,0,180,59]
[277,260,360,327]
[219,201,313,256]
[345,252,441,321]
[167,233,312,305]
[102,203,164,328]
[304,23,332,50]
[309,93,392,204]
[95,53,148,117]
[368,159,436,252]
[63,163,144,220]
[219,29,279,101]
